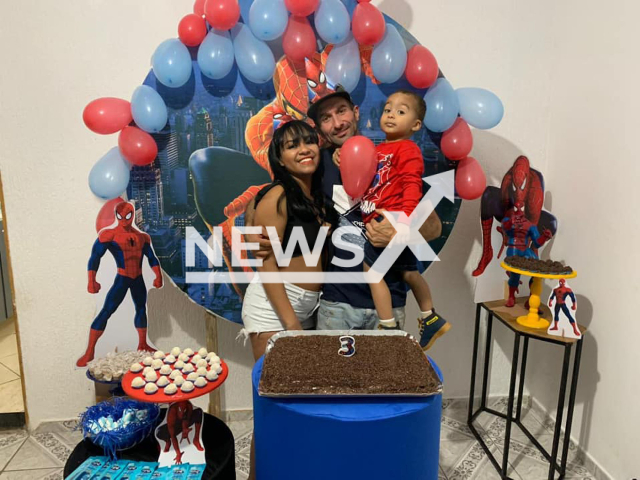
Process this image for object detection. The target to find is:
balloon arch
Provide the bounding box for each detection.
[84,0,503,323]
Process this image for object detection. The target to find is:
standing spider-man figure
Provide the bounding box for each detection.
[502,202,552,307]
[76,201,163,367]
[473,156,557,276]
[549,279,580,336]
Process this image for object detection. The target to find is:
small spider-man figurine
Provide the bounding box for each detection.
[502,202,552,307]
[548,279,580,337]
[156,402,204,465]
[76,201,163,367]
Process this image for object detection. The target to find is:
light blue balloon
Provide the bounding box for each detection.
[424,78,459,132]
[152,39,192,88]
[315,0,351,44]
[325,34,361,93]
[89,147,131,200]
[131,85,168,133]
[457,87,504,129]
[231,23,276,84]
[371,24,407,84]
[249,0,288,41]
[198,29,235,80]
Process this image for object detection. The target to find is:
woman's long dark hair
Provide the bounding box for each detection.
[266,120,338,228]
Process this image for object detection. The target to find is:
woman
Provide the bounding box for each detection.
[241,120,338,361]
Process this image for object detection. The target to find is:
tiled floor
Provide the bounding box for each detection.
[0,399,597,479]
[0,319,23,415]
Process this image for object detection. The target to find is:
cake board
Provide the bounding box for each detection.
[252,354,443,480]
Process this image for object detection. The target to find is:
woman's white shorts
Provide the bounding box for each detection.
[240,280,319,335]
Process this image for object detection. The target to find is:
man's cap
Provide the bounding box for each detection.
[307,85,354,124]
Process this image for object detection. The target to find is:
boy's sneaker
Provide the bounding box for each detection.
[417,310,451,350]
[377,319,399,330]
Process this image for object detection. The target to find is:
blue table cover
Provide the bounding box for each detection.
[252,355,443,480]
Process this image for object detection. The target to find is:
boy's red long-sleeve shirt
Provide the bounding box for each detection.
[360,139,424,224]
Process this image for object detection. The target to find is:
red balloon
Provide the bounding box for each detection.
[352,2,385,46]
[441,118,473,161]
[193,0,206,16]
[204,0,240,31]
[118,126,158,166]
[283,16,317,62]
[96,198,126,233]
[83,98,132,135]
[284,0,319,17]
[405,45,439,89]
[179,14,208,46]
[455,156,486,200]
[340,136,377,199]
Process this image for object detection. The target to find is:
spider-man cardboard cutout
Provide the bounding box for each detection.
[77,201,163,367]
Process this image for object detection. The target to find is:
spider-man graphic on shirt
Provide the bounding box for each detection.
[76,201,163,367]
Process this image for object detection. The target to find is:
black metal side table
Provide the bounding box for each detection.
[467,298,585,480]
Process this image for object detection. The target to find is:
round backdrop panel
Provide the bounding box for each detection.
[128,0,461,324]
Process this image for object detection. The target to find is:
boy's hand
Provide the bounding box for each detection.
[332,148,341,168]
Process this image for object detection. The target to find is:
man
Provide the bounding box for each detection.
[246,86,443,335]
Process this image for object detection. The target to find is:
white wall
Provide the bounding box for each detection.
[523,1,640,478]
[0,0,634,475]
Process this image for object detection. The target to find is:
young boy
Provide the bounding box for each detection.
[356,90,450,350]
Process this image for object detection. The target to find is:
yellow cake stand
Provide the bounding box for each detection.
[501,261,578,329]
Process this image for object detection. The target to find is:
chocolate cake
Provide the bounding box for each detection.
[504,256,573,275]
[259,335,442,396]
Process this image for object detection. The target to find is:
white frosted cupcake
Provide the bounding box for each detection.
[157,376,170,388]
[174,376,185,387]
[206,370,218,381]
[186,372,199,382]
[164,384,178,395]
[153,351,165,360]
[132,377,145,389]
[159,365,172,376]
[191,354,203,365]
[178,353,190,362]
[183,348,194,357]
[130,363,143,373]
[194,377,207,388]
[164,354,176,364]
[198,347,208,357]
[210,363,223,374]
[144,371,158,382]
[170,347,181,357]
[144,383,158,395]
[151,359,163,370]
[143,356,153,366]
[181,381,194,392]
[169,369,182,380]
[183,363,195,374]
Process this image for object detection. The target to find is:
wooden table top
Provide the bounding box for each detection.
[481,297,587,344]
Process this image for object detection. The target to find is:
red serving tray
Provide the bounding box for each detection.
[122,360,228,403]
